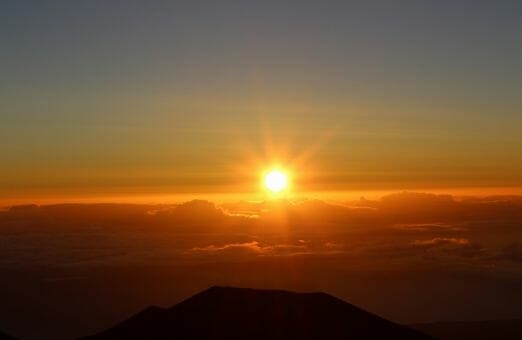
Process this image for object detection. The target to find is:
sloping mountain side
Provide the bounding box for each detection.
[411,319,522,340]
[80,286,433,340]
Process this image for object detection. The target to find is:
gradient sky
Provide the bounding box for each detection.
[2,0,522,200]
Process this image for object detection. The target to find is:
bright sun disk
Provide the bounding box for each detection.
[264,169,289,193]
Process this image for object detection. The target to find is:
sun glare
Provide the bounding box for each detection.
[264,169,289,193]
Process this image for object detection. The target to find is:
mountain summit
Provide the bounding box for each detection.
[81,286,433,339]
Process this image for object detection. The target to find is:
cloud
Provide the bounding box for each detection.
[188,241,310,258]
[3,192,522,234]
[190,241,267,254]
[393,223,467,232]
[497,243,522,262]
[412,238,470,246]
[409,238,485,259]
[1,192,522,267]
[2,193,522,339]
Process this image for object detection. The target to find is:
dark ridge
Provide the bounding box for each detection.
[80,286,433,339]
[411,319,522,340]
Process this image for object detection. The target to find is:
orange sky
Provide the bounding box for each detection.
[2,2,522,202]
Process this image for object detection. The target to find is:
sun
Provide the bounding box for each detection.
[263,169,289,193]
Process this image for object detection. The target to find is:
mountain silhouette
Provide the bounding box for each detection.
[80,286,433,339]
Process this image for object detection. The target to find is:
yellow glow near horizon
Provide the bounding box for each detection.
[264,169,289,193]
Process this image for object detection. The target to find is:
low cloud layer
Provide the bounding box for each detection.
[1,192,522,268]
[2,192,522,339]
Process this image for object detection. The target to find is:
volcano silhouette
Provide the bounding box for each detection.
[81,286,433,339]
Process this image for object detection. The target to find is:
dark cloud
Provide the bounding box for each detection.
[412,237,470,246]
[497,243,522,262]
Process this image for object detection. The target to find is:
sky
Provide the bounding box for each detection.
[2,3,522,339]
[2,0,522,201]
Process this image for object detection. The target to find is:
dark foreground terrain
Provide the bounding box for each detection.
[412,319,522,340]
[81,286,432,339]
[3,287,522,339]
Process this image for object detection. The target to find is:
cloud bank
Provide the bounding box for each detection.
[1,192,522,268]
[2,192,522,339]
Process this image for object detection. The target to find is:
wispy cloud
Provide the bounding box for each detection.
[412,238,470,246]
